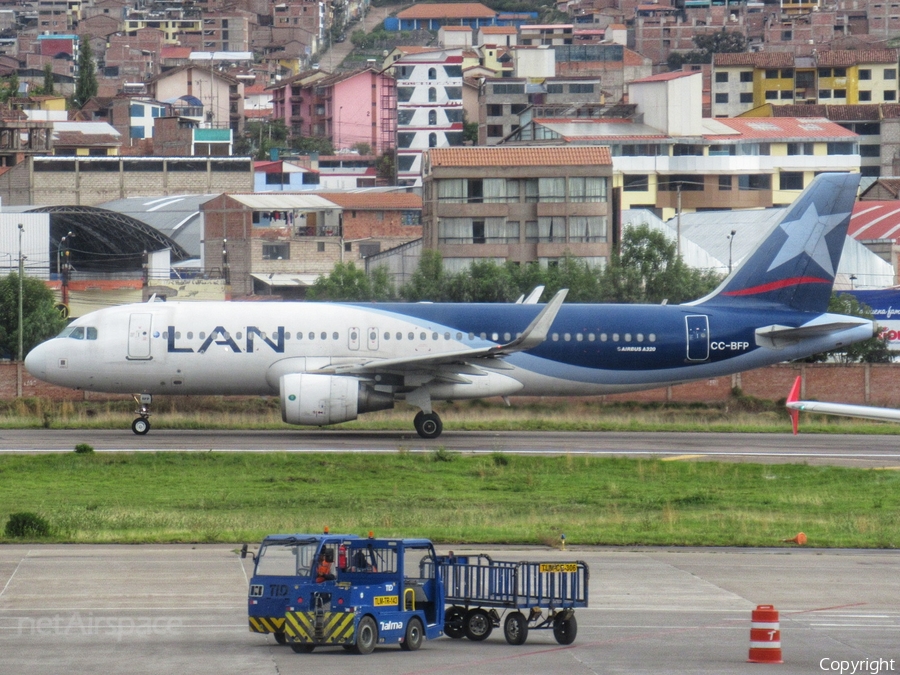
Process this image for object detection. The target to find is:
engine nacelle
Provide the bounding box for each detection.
[280,373,393,426]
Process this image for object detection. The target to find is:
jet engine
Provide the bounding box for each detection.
[279,373,394,426]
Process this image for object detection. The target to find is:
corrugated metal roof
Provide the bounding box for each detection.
[710,117,857,140]
[226,194,340,209]
[849,201,900,241]
[397,2,496,18]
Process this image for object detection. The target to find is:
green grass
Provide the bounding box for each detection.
[2,451,899,547]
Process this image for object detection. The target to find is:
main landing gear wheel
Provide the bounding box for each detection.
[131,417,150,435]
[413,411,443,439]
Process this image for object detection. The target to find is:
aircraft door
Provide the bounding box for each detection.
[128,313,153,360]
[367,327,379,351]
[349,327,360,351]
[685,315,709,361]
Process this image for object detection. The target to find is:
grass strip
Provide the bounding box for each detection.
[2,451,899,547]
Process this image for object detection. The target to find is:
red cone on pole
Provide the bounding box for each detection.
[748,604,783,664]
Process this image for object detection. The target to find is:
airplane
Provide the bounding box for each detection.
[25,172,875,439]
[786,375,900,434]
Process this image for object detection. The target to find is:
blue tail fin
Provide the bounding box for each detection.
[696,172,860,312]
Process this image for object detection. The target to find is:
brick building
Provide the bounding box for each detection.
[201,191,422,297]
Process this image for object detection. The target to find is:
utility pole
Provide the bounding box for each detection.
[17,223,24,397]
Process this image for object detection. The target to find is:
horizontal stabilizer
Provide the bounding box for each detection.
[755,319,872,349]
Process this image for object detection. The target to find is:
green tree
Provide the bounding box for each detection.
[306,262,394,301]
[601,224,721,304]
[804,294,893,363]
[375,150,395,182]
[292,135,335,156]
[400,249,449,301]
[0,273,66,360]
[352,142,372,156]
[545,255,603,303]
[667,29,747,70]
[40,63,54,96]
[73,39,98,108]
[0,72,18,103]
[237,119,289,159]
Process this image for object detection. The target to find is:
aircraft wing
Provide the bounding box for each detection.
[321,289,568,376]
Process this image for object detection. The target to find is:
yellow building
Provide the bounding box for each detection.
[712,50,899,118]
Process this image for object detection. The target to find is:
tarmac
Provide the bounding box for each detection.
[1,544,897,675]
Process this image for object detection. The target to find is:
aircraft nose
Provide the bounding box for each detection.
[24,343,47,379]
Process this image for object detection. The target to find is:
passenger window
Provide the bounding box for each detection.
[408,332,414,340]
[612,333,619,341]
[432,332,438,340]
[576,333,583,341]
[296,332,303,340]
[564,333,571,341]
[333,332,339,340]
[309,332,315,340]
[588,333,595,341]
[419,332,426,340]
[552,333,559,341]
[396,332,402,340]
[383,332,390,340]
[320,332,327,340]
[86,327,98,340]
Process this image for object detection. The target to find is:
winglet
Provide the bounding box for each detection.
[522,286,546,304]
[787,375,802,435]
[489,288,568,355]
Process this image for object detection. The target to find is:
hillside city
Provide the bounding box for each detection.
[1,0,900,319]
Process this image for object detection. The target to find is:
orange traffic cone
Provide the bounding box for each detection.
[748,605,783,664]
[783,533,807,545]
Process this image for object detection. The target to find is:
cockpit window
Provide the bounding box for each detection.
[56,326,98,340]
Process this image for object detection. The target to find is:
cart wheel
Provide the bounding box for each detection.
[553,613,578,645]
[400,617,424,651]
[354,616,378,655]
[504,612,529,645]
[273,630,287,645]
[290,643,315,653]
[465,608,493,641]
[444,606,466,639]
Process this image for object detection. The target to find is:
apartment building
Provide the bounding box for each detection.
[422,146,614,271]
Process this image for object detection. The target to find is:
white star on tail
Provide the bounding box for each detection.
[766,201,850,276]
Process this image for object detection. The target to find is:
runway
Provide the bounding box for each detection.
[1,429,900,467]
[0,544,897,675]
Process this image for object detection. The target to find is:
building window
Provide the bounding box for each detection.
[317,242,325,252]
[623,174,648,192]
[428,109,437,125]
[781,30,792,40]
[262,243,289,260]
[779,172,803,190]
[568,176,607,201]
[569,83,594,93]
[428,67,437,79]
[786,142,814,155]
[546,83,563,94]
[834,67,846,77]
[740,71,753,83]
[827,142,855,155]
[860,144,880,157]
[739,92,753,103]
[833,89,847,98]
[886,90,898,101]
[472,220,485,244]
[715,93,728,103]
[860,91,872,101]
[487,125,503,137]
[718,175,732,191]
[764,90,778,100]
[819,89,832,99]
[428,132,437,147]
[780,90,792,99]
[428,87,437,102]
[538,177,565,202]
[886,69,897,80]
[738,174,771,191]
[715,72,728,83]
[860,69,872,80]
[765,69,779,79]
[487,104,503,116]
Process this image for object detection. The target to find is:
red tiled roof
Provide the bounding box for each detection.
[427,146,612,167]
[713,52,795,68]
[710,117,857,140]
[397,2,496,19]
[623,48,648,66]
[862,179,900,199]
[314,192,422,209]
[817,49,899,66]
[480,25,517,33]
[245,109,273,119]
[849,201,900,241]
[160,46,192,60]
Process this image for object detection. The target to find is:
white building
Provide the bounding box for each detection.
[393,49,465,187]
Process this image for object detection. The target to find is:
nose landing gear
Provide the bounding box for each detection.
[132,393,152,435]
